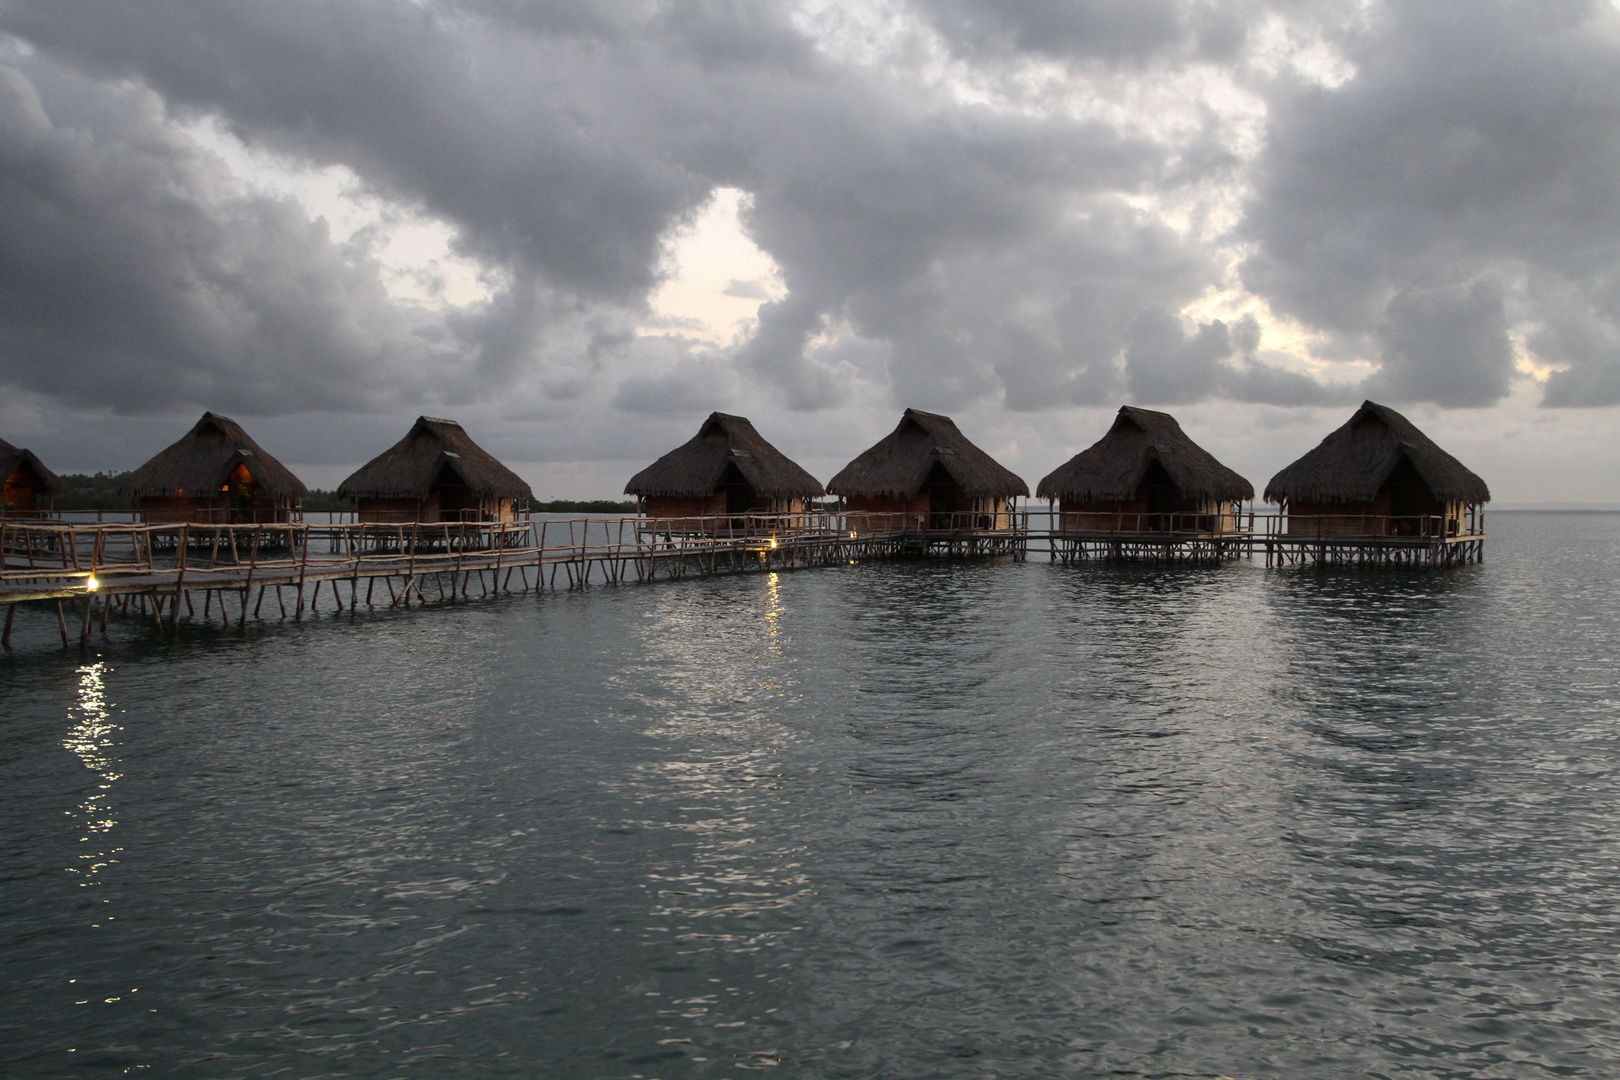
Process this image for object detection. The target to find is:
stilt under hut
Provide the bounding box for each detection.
[625,412,824,526]
[339,416,533,523]
[1036,406,1253,540]
[827,408,1028,530]
[0,437,64,518]
[1262,400,1488,566]
[121,412,308,524]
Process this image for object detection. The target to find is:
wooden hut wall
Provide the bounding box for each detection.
[1057,462,1242,534]
[845,490,1013,529]
[356,494,516,524]
[1284,458,1470,538]
[3,464,42,515]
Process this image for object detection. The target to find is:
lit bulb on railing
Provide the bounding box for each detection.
[85,576,99,591]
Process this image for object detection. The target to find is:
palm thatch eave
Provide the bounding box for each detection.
[826,409,1029,500]
[118,413,308,500]
[0,437,65,495]
[624,413,824,501]
[1263,401,1490,506]
[338,417,533,501]
[1035,406,1253,503]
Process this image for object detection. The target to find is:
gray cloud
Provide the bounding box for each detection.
[1240,0,1620,407]
[0,58,467,415]
[722,278,771,300]
[1,0,1618,453]
[1369,282,1515,407]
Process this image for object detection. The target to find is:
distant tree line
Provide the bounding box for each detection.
[47,476,635,515]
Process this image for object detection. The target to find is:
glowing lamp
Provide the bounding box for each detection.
[85,576,100,591]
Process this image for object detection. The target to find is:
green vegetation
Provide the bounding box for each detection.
[301,489,356,511]
[51,473,133,512]
[524,499,638,513]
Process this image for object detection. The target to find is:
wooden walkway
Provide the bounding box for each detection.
[0,508,1487,647]
[0,513,1026,645]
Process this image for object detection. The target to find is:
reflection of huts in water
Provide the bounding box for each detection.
[339,416,532,523]
[0,437,64,518]
[828,409,1028,529]
[1265,400,1490,537]
[1036,406,1252,533]
[121,413,307,524]
[625,412,824,521]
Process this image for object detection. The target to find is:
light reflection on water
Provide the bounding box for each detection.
[61,661,122,888]
[2,514,1620,1076]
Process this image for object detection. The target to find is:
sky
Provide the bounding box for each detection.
[1,0,1619,505]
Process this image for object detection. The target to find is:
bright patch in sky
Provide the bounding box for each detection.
[183,117,494,309]
[648,188,786,344]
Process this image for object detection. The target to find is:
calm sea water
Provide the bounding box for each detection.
[3,513,1619,1078]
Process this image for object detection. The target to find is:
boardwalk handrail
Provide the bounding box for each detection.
[1260,512,1485,541]
[1,511,1032,598]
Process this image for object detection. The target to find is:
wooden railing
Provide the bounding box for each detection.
[1042,509,1255,537]
[1260,513,1485,541]
[0,511,1033,596]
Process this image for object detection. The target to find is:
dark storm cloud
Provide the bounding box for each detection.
[4,0,1620,428]
[0,57,463,415]
[0,0,1207,416]
[1240,0,1620,406]
[1370,282,1515,407]
[913,0,1263,66]
[1123,306,1348,407]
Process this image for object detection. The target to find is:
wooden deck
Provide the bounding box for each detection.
[0,512,1028,645]
[0,507,1488,647]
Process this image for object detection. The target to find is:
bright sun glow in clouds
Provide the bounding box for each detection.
[648,188,786,345]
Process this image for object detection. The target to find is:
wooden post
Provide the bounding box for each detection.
[2,601,14,649]
[493,521,504,592]
[352,523,364,610]
[452,522,464,599]
[294,524,311,618]
[56,599,70,647]
[240,527,261,628]
[171,524,189,633]
[79,594,93,648]
[405,524,419,605]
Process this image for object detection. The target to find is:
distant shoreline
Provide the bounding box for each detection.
[1490,507,1620,514]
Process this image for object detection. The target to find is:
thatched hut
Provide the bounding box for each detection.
[625,412,824,520]
[1036,406,1253,533]
[827,409,1028,529]
[339,417,532,524]
[0,437,63,518]
[121,412,307,524]
[1265,401,1489,537]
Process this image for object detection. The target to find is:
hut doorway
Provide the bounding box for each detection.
[720,462,758,529]
[433,463,476,521]
[1140,460,1180,530]
[926,462,959,529]
[1385,456,1437,535]
[224,463,272,523]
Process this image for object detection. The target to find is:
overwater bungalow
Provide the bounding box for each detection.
[0,437,63,518]
[121,412,307,524]
[828,408,1027,529]
[1036,406,1253,535]
[339,416,532,523]
[625,412,823,521]
[1265,400,1490,539]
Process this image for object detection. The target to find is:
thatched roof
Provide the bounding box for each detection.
[1036,406,1253,503]
[625,413,824,500]
[827,409,1029,499]
[120,413,308,499]
[0,436,64,494]
[339,417,533,501]
[1264,400,1490,506]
